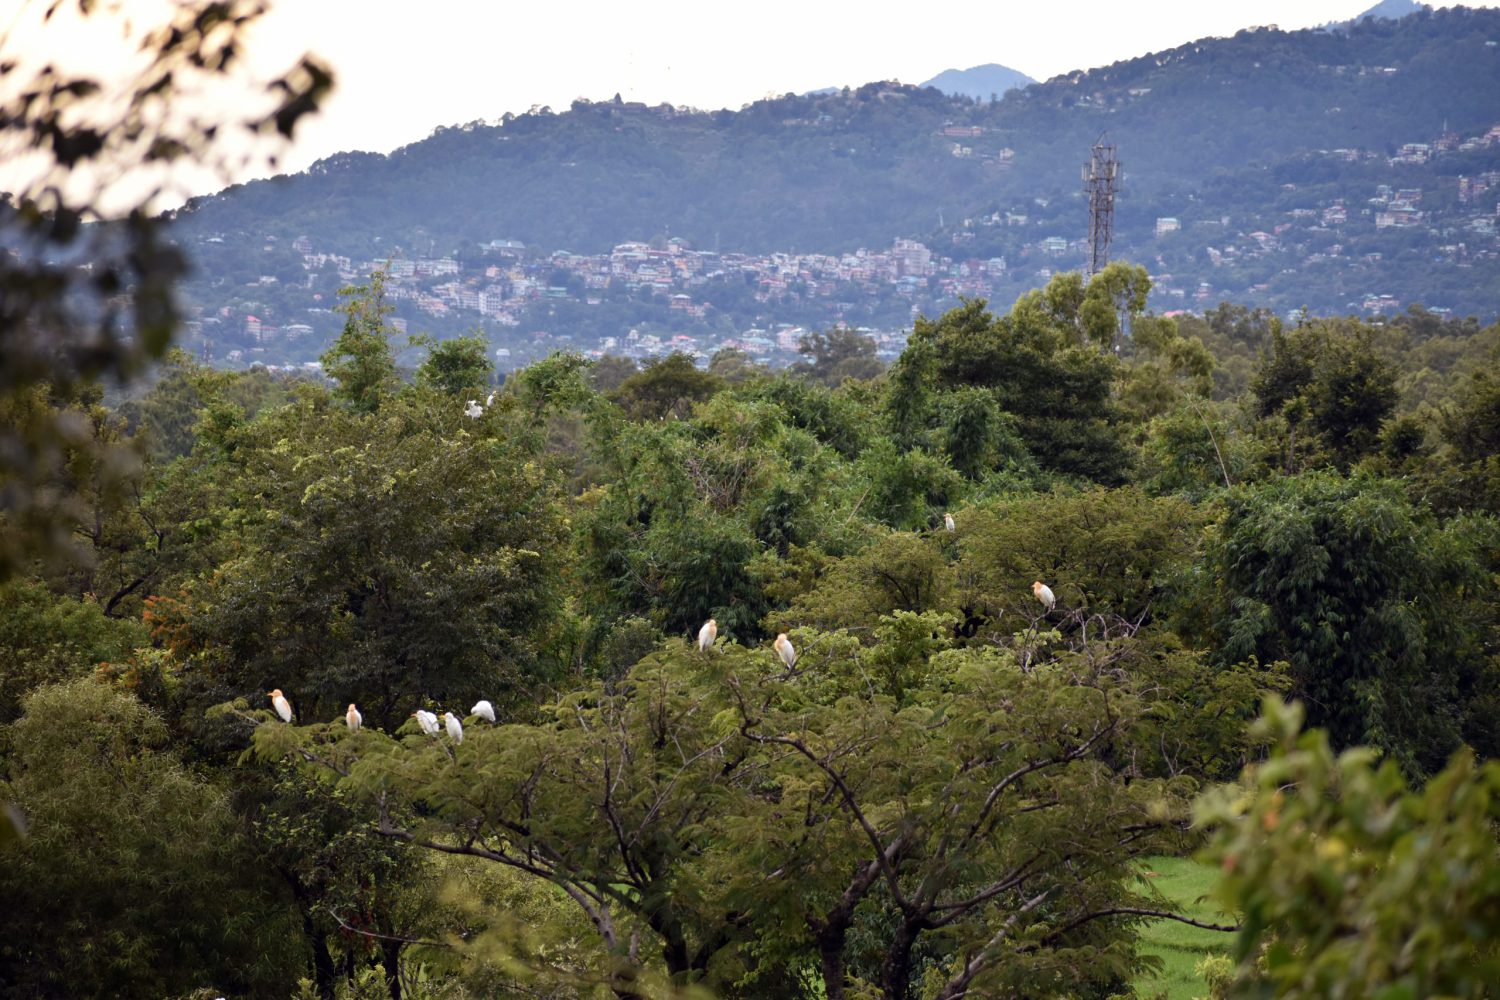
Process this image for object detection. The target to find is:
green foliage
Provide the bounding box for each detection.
[934,387,1029,481]
[260,618,1205,1000]
[1423,366,1500,515]
[166,390,567,730]
[747,376,872,459]
[1119,315,1216,425]
[242,763,434,1000]
[323,271,400,412]
[903,289,1131,484]
[4,187,1499,1000]
[1251,320,1399,470]
[1198,697,1500,998]
[0,680,297,998]
[782,528,954,633]
[416,334,495,396]
[0,578,146,722]
[1136,405,1245,500]
[1079,261,1152,350]
[1207,472,1498,773]
[590,354,641,393]
[852,439,964,530]
[609,352,726,421]
[793,328,885,386]
[957,487,1204,629]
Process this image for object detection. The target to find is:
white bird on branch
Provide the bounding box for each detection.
[443,711,464,744]
[697,618,717,652]
[944,512,955,532]
[345,703,362,733]
[412,709,440,735]
[1032,581,1056,612]
[464,399,483,419]
[470,700,496,723]
[268,689,293,723]
[774,633,797,669]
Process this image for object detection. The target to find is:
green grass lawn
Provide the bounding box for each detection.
[1132,855,1236,1000]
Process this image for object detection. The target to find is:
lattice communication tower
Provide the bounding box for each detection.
[1083,139,1120,279]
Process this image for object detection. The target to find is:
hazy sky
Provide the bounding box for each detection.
[5,0,1497,200]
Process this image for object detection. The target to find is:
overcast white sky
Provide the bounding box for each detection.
[4,0,1496,202]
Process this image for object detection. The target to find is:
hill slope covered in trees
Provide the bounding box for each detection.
[176,7,1500,255]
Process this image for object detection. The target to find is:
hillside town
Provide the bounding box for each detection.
[182,117,1500,372]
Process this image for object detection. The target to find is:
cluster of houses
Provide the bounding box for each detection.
[186,117,1499,367]
[205,233,1013,367]
[1139,122,1500,315]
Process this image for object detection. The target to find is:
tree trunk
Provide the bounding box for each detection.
[817,927,848,1000]
[286,874,337,1000]
[305,915,336,1000]
[879,921,919,1000]
[381,938,403,1000]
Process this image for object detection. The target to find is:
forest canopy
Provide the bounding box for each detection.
[3,256,1498,998]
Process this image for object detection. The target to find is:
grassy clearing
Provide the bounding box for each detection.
[1132,855,1236,1000]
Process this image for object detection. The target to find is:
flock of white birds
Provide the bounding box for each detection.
[464,391,498,420]
[265,510,1059,732]
[264,689,497,739]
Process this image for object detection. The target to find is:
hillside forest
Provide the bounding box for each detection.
[2,258,1499,999]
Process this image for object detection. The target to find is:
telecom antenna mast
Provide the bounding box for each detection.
[1083,138,1120,279]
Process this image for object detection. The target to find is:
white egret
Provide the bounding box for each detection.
[944,512,955,533]
[443,711,464,743]
[697,618,717,652]
[1032,581,1056,612]
[268,689,293,723]
[774,633,797,669]
[471,699,496,723]
[413,709,440,735]
[485,390,497,407]
[345,703,362,732]
[464,399,483,419]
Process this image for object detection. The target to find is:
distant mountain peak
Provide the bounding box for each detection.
[918,63,1036,101]
[1358,0,1426,20]
[1324,0,1428,29]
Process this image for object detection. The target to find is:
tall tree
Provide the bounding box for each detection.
[1206,472,1496,773]
[0,680,298,998]
[793,328,884,385]
[322,272,399,413]
[252,617,1228,1000]
[161,391,567,730]
[415,334,494,397]
[899,287,1131,484]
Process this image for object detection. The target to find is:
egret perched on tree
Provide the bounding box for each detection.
[345,704,362,732]
[470,699,495,723]
[944,512,956,533]
[413,709,440,735]
[1032,581,1056,612]
[485,390,497,407]
[268,689,293,723]
[774,632,797,669]
[464,399,483,419]
[697,618,717,652]
[443,711,464,743]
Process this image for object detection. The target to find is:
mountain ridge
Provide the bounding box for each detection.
[170,7,1500,364]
